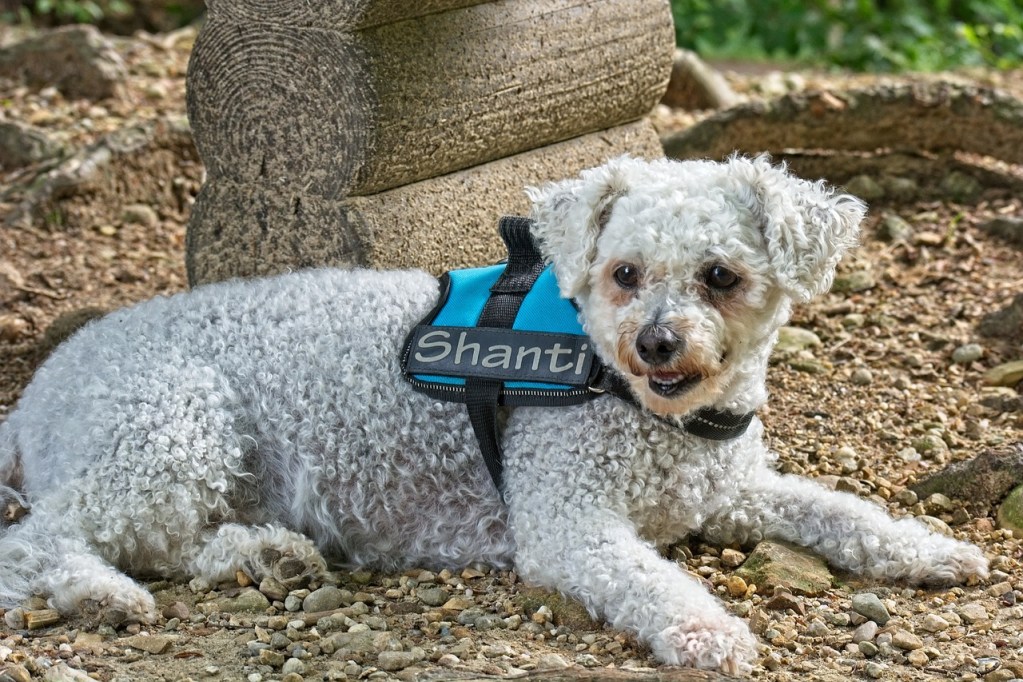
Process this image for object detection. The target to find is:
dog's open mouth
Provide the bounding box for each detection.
[647,372,702,398]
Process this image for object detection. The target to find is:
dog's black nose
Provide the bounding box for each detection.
[636,325,682,366]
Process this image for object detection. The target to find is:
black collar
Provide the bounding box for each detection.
[590,365,755,441]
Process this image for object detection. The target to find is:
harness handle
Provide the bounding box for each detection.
[464,217,546,494]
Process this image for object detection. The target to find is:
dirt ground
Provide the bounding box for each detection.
[1,22,1023,682]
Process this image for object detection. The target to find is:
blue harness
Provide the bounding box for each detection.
[403,250,599,402]
[400,217,754,494]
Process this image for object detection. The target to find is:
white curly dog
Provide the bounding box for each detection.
[0,156,988,673]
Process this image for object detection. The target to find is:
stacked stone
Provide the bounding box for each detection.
[185,0,674,284]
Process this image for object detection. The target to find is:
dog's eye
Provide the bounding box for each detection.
[705,265,739,290]
[613,264,640,289]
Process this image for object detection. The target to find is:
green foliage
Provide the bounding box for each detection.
[31,0,130,24]
[5,0,203,33]
[671,0,1023,71]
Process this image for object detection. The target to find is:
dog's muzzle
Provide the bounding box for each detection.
[635,325,702,398]
[636,325,682,366]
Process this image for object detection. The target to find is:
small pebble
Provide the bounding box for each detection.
[986,581,1012,598]
[958,602,989,623]
[726,576,748,598]
[894,489,918,506]
[850,368,873,385]
[376,650,421,671]
[417,587,448,607]
[302,586,344,613]
[720,548,745,567]
[765,591,804,614]
[924,492,954,513]
[852,620,878,643]
[878,213,913,241]
[891,629,923,651]
[804,619,829,637]
[906,649,929,667]
[259,577,289,603]
[437,653,460,667]
[858,641,879,657]
[2,665,31,682]
[441,596,473,611]
[3,608,25,630]
[162,601,190,621]
[864,661,886,679]
[951,343,984,364]
[763,652,783,670]
[281,658,306,676]
[842,313,866,328]
[920,613,950,632]
[536,653,571,670]
[851,592,890,625]
[258,649,286,667]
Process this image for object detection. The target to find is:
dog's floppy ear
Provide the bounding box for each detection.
[526,158,630,298]
[732,155,866,302]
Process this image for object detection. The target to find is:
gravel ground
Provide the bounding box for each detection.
[1,24,1022,682]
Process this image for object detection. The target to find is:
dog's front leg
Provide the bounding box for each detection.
[508,502,758,674]
[702,468,989,584]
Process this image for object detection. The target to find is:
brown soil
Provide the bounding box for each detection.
[1,24,1022,682]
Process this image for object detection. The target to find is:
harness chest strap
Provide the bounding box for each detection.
[463,216,546,491]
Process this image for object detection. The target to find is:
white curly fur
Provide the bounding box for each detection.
[0,156,988,674]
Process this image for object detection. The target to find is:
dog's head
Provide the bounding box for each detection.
[526,155,865,416]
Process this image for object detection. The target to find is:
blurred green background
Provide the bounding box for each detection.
[671,0,1023,71]
[4,0,1023,71]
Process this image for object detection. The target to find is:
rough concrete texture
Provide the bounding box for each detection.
[205,0,491,30]
[186,22,371,200]
[186,120,662,285]
[187,0,673,198]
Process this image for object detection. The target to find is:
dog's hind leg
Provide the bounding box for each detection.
[185,523,328,587]
[702,468,989,584]
[0,510,156,620]
[1,362,262,614]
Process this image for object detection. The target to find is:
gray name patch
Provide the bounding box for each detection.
[406,325,595,385]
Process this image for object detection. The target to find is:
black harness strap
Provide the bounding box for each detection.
[464,216,546,492]
[591,368,756,440]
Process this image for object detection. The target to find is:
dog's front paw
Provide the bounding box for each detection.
[100,586,158,625]
[650,615,758,675]
[70,582,158,627]
[245,537,328,588]
[921,541,989,585]
[256,547,327,586]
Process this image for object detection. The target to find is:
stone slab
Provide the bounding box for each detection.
[187,0,673,198]
[186,120,663,285]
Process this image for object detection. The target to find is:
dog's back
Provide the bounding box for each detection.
[0,266,513,612]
